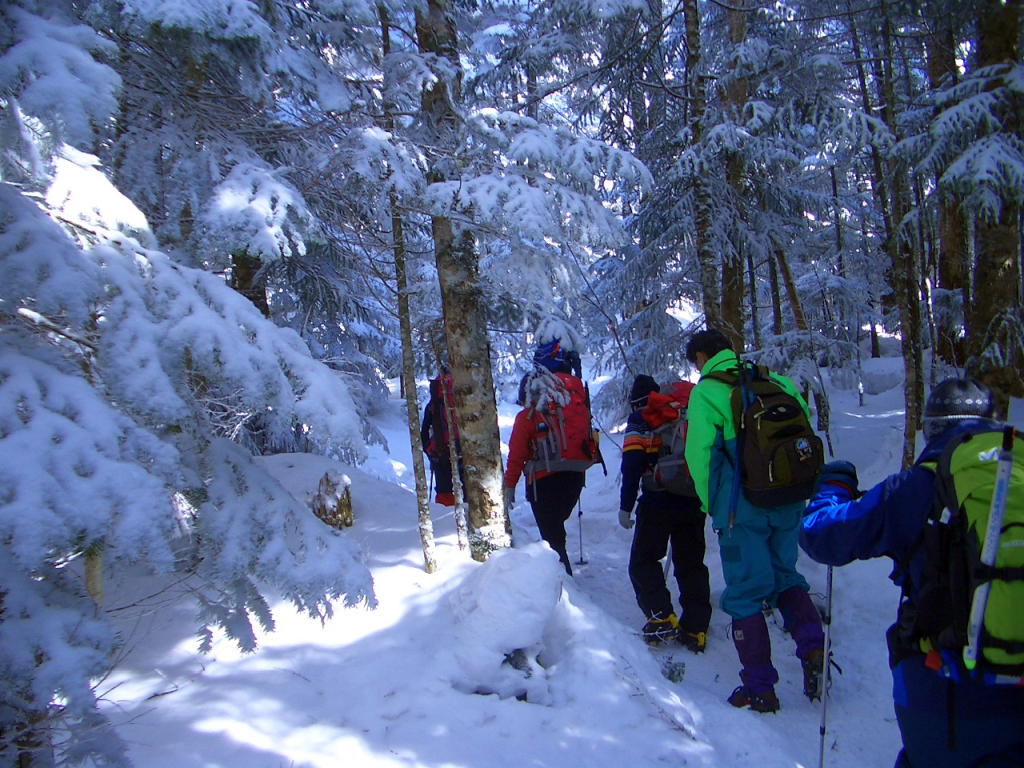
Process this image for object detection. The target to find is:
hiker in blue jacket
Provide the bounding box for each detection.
[801,377,1024,768]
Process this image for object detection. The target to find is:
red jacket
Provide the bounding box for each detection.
[505,407,546,487]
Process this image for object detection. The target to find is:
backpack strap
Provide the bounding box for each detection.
[703,370,737,387]
[896,431,971,566]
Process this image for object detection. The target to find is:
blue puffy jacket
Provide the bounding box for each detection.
[798,423,987,604]
[801,420,1024,768]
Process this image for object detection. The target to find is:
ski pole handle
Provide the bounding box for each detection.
[963,426,1015,671]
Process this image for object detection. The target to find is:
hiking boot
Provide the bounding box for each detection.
[679,630,707,654]
[802,647,825,701]
[642,613,679,646]
[728,685,780,713]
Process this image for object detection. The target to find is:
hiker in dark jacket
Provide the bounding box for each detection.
[504,340,590,575]
[801,377,1024,768]
[420,373,462,507]
[618,375,711,651]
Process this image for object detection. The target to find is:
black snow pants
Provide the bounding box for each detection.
[628,496,712,634]
[527,471,586,575]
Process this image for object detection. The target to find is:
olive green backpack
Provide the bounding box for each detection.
[705,361,824,509]
[903,424,1024,682]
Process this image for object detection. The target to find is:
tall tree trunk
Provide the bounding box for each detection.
[926,17,967,367]
[774,249,807,333]
[231,250,270,317]
[769,250,783,335]
[721,6,748,351]
[773,247,830,442]
[380,7,437,574]
[417,0,510,560]
[432,344,469,550]
[431,223,510,559]
[879,0,924,469]
[747,249,760,350]
[685,0,720,331]
[851,0,918,466]
[965,0,1024,412]
[391,201,436,573]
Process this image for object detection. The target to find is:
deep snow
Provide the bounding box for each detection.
[100,359,913,767]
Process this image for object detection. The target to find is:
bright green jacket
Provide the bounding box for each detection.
[684,349,811,528]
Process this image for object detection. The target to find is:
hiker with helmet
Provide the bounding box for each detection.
[802,377,1024,767]
[684,328,826,713]
[619,374,712,651]
[504,339,596,575]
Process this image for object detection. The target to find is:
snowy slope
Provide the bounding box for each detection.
[101,358,910,767]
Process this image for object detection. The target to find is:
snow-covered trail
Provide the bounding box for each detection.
[100,362,909,767]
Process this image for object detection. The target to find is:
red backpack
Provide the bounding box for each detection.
[425,374,458,459]
[640,381,698,497]
[524,372,598,478]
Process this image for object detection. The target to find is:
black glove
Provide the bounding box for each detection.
[813,460,860,498]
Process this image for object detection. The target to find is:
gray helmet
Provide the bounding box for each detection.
[922,377,996,441]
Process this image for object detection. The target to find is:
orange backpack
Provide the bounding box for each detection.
[640,381,698,497]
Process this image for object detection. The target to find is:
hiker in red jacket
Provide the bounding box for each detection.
[504,339,596,575]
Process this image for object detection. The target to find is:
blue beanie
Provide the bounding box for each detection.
[533,338,567,373]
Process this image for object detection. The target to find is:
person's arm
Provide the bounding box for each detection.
[683,382,724,513]
[504,410,534,488]
[619,415,648,513]
[800,467,935,566]
[421,404,432,453]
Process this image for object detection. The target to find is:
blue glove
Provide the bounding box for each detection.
[618,508,634,530]
[813,460,860,498]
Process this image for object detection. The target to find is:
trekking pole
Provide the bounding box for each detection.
[818,564,834,768]
[576,500,588,565]
[963,426,1015,671]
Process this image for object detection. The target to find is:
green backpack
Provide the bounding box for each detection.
[706,361,824,508]
[904,424,1024,682]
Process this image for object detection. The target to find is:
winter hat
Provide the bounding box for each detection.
[516,373,531,407]
[629,375,660,408]
[923,377,997,440]
[534,338,568,373]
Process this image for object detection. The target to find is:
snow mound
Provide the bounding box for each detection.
[447,545,564,702]
[861,357,904,395]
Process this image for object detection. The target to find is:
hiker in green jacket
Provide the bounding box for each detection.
[683,329,824,713]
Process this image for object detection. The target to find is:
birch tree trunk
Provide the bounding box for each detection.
[437,362,469,550]
[685,0,721,331]
[395,224,438,573]
[417,0,510,561]
[380,7,436,572]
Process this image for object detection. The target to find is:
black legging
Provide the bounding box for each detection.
[628,498,711,633]
[527,472,586,575]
